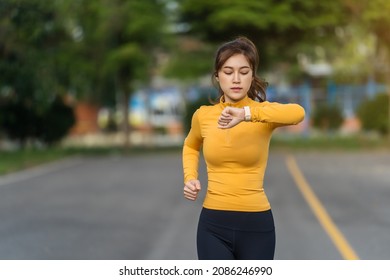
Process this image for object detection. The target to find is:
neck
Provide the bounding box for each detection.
[219,95,250,108]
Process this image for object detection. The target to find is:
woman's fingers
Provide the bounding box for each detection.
[218,107,244,129]
[218,109,233,127]
[184,180,201,201]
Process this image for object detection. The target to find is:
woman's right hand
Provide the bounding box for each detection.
[218,106,245,129]
[183,179,201,201]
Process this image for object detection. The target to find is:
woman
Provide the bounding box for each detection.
[182,36,305,260]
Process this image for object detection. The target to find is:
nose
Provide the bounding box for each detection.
[233,72,240,83]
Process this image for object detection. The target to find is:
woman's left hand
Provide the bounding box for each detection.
[218,107,245,129]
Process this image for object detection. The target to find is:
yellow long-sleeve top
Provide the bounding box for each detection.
[182,95,305,212]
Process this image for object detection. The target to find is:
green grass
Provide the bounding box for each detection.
[0,148,68,175]
[0,145,181,176]
[270,135,390,151]
[0,135,389,176]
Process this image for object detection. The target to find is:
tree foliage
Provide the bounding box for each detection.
[343,0,390,82]
[178,0,345,69]
[0,0,71,103]
[57,0,169,104]
[0,0,169,147]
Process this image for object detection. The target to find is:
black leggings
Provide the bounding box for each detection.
[197,208,275,260]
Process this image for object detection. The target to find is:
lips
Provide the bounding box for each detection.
[231,87,242,91]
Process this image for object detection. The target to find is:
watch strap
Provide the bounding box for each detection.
[243,106,251,122]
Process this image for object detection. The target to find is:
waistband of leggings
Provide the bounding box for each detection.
[199,207,275,232]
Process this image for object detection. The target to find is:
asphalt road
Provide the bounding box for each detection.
[0,149,389,260]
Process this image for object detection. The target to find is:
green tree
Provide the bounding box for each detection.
[163,38,215,80]
[0,0,76,146]
[342,0,390,81]
[343,0,390,138]
[1,0,170,149]
[60,0,169,149]
[177,0,345,69]
[0,0,72,103]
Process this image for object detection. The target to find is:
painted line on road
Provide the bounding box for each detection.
[285,154,359,260]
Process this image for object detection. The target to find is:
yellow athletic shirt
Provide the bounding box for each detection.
[182,95,305,212]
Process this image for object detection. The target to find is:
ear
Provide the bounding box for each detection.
[215,75,219,81]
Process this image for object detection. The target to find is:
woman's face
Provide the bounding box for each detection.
[217,53,253,103]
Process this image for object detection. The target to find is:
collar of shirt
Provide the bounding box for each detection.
[218,95,251,109]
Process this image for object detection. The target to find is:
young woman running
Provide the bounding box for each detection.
[182,36,305,260]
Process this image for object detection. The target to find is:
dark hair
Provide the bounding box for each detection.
[212,36,268,102]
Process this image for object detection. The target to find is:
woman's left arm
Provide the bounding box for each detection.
[218,102,305,129]
[251,102,305,126]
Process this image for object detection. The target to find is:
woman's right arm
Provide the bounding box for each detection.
[182,109,203,200]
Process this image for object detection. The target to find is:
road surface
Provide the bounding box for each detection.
[0,150,389,260]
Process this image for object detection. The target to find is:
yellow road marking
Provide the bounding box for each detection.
[285,155,359,260]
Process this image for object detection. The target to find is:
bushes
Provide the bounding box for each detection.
[0,99,39,144]
[311,93,389,136]
[312,103,344,132]
[36,96,76,145]
[0,96,75,147]
[357,93,389,136]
